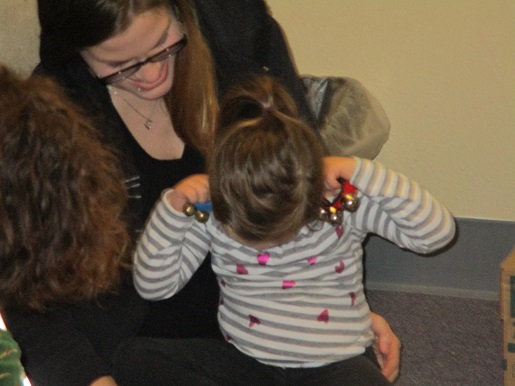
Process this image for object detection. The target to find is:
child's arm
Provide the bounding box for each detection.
[349,157,456,254]
[323,156,455,254]
[133,174,212,300]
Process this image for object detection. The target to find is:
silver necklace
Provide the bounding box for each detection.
[109,88,159,130]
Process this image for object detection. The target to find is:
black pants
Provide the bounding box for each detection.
[113,337,391,386]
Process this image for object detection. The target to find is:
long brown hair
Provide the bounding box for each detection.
[0,66,130,312]
[166,0,218,155]
[209,76,324,244]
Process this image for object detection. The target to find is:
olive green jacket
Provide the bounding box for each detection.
[0,329,23,386]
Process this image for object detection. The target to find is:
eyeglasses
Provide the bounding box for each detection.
[98,35,188,85]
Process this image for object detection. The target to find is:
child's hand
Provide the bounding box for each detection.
[166,174,210,212]
[323,156,357,195]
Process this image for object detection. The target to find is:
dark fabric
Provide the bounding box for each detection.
[5,1,314,385]
[193,0,316,128]
[113,337,391,386]
[127,141,205,225]
[3,274,147,386]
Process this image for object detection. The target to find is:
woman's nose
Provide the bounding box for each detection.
[132,61,163,83]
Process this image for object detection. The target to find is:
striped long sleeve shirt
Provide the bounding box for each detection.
[134,158,455,367]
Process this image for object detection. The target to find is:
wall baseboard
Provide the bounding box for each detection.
[363,217,515,300]
[365,281,498,301]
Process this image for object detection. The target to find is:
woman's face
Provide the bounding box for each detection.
[81,7,183,100]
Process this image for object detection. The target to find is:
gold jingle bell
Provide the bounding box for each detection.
[194,210,209,223]
[329,211,343,225]
[184,203,197,217]
[342,193,360,212]
[319,208,329,222]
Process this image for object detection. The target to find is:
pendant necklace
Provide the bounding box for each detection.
[109,87,159,130]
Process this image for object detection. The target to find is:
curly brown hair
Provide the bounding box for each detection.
[0,65,130,312]
[209,75,325,244]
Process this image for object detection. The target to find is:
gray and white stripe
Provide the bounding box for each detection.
[134,158,455,367]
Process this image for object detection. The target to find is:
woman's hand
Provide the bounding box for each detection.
[166,174,210,212]
[370,312,401,382]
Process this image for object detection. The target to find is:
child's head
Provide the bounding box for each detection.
[209,75,324,247]
[0,65,130,312]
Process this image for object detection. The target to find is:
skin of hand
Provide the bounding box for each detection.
[90,376,118,386]
[166,174,210,212]
[322,156,357,196]
[370,312,401,382]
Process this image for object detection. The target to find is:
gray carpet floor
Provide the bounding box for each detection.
[367,290,502,386]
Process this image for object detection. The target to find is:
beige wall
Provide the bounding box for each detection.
[267,0,515,221]
[0,0,40,75]
[1,1,513,220]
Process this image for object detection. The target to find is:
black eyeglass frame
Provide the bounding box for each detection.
[98,34,188,85]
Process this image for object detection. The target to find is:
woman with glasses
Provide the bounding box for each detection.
[1,1,400,385]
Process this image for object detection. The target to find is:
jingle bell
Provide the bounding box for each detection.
[319,208,329,222]
[184,204,197,217]
[195,210,209,223]
[329,211,343,225]
[342,193,360,212]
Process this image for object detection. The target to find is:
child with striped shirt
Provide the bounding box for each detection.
[131,75,455,385]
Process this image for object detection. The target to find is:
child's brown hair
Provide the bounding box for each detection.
[0,65,130,312]
[209,75,324,244]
